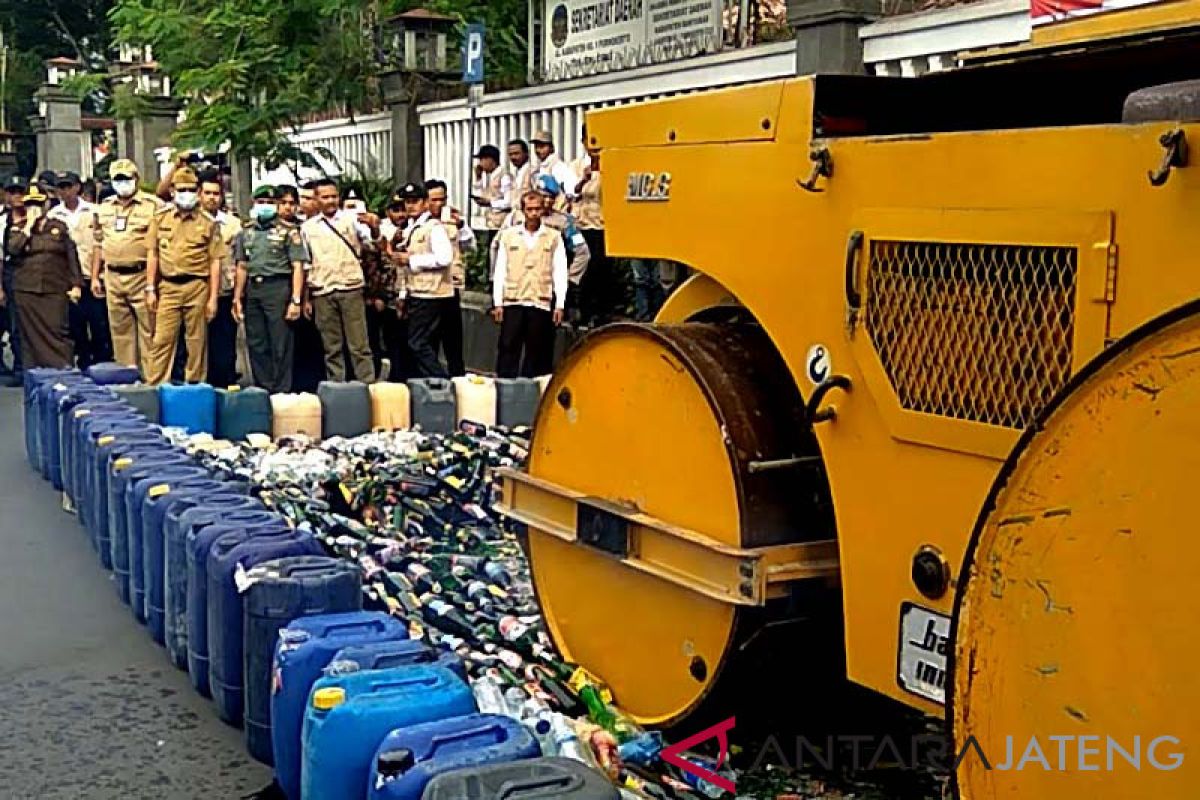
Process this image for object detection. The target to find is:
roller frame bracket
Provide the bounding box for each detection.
[496,468,840,607]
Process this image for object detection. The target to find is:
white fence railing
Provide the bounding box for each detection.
[253,111,393,186]
[419,41,798,217]
[860,0,1030,76]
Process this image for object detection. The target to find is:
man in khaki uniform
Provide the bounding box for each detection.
[144,167,223,385]
[491,192,568,378]
[92,158,161,373]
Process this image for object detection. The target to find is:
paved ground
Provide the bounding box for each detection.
[0,388,271,799]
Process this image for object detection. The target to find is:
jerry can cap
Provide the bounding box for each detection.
[312,686,345,710]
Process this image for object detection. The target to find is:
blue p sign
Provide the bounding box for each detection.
[463,24,485,84]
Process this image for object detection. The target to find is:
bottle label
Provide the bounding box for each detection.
[97,435,115,446]
[148,484,171,498]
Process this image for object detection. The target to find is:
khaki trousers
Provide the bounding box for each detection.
[313,289,375,383]
[147,279,209,385]
[105,269,155,376]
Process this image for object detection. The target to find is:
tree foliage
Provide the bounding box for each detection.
[108,0,383,161]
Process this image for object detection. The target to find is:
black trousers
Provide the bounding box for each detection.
[496,305,555,379]
[69,285,113,369]
[367,303,417,382]
[2,272,22,374]
[578,229,619,324]
[206,293,239,387]
[245,277,294,394]
[440,291,465,377]
[292,315,325,393]
[406,297,452,379]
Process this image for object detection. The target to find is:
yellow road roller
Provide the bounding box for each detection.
[497,1,1200,796]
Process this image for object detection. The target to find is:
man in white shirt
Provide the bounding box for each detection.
[49,171,111,368]
[394,182,455,378]
[491,191,567,378]
[426,178,474,377]
[506,139,535,216]
[531,130,577,206]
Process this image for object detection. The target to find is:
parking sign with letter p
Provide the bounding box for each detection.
[463,24,485,84]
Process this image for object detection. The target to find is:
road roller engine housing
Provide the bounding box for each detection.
[496,2,1200,797]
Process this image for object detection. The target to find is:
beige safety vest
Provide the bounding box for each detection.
[404,219,454,300]
[572,156,603,230]
[499,225,559,311]
[302,212,363,295]
[440,210,466,290]
[483,169,508,229]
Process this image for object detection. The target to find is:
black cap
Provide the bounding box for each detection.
[398,182,427,200]
[37,170,57,185]
[474,144,501,161]
[377,749,415,776]
[55,170,81,186]
[4,175,28,192]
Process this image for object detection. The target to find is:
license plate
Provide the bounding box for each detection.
[898,603,951,705]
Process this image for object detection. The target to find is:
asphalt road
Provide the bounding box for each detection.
[0,387,271,799]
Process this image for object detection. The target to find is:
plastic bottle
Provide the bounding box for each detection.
[471,674,508,715]
[549,713,597,767]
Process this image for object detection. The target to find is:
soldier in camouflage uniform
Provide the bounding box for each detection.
[232,185,308,393]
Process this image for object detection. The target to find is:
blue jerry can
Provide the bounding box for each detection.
[367,713,541,800]
[301,666,476,800]
[205,530,323,726]
[243,559,364,765]
[268,611,408,786]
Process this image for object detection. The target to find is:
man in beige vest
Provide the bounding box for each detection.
[470,144,511,251]
[300,178,375,382]
[92,158,161,374]
[570,125,614,324]
[395,182,454,378]
[426,178,473,377]
[506,139,535,215]
[491,192,567,378]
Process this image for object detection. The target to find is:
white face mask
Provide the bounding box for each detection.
[113,179,136,198]
[174,191,198,211]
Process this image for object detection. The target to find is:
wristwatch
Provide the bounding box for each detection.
[290,296,302,305]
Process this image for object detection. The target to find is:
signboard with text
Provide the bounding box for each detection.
[543,0,723,82]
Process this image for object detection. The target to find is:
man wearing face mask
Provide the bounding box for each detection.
[199,173,243,387]
[92,159,162,375]
[144,167,223,385]
[233,185,308,393]
[0,186,83,368]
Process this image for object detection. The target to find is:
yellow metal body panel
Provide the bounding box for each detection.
[587,77,1200,714]
[953,304,1200,798]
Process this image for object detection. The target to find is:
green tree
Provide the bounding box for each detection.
[1,1,114,170]
[108,0,383,161]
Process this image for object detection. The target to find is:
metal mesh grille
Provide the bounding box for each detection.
[863,240,1078,430]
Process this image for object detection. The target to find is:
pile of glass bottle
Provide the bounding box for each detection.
[186,422,738,800]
